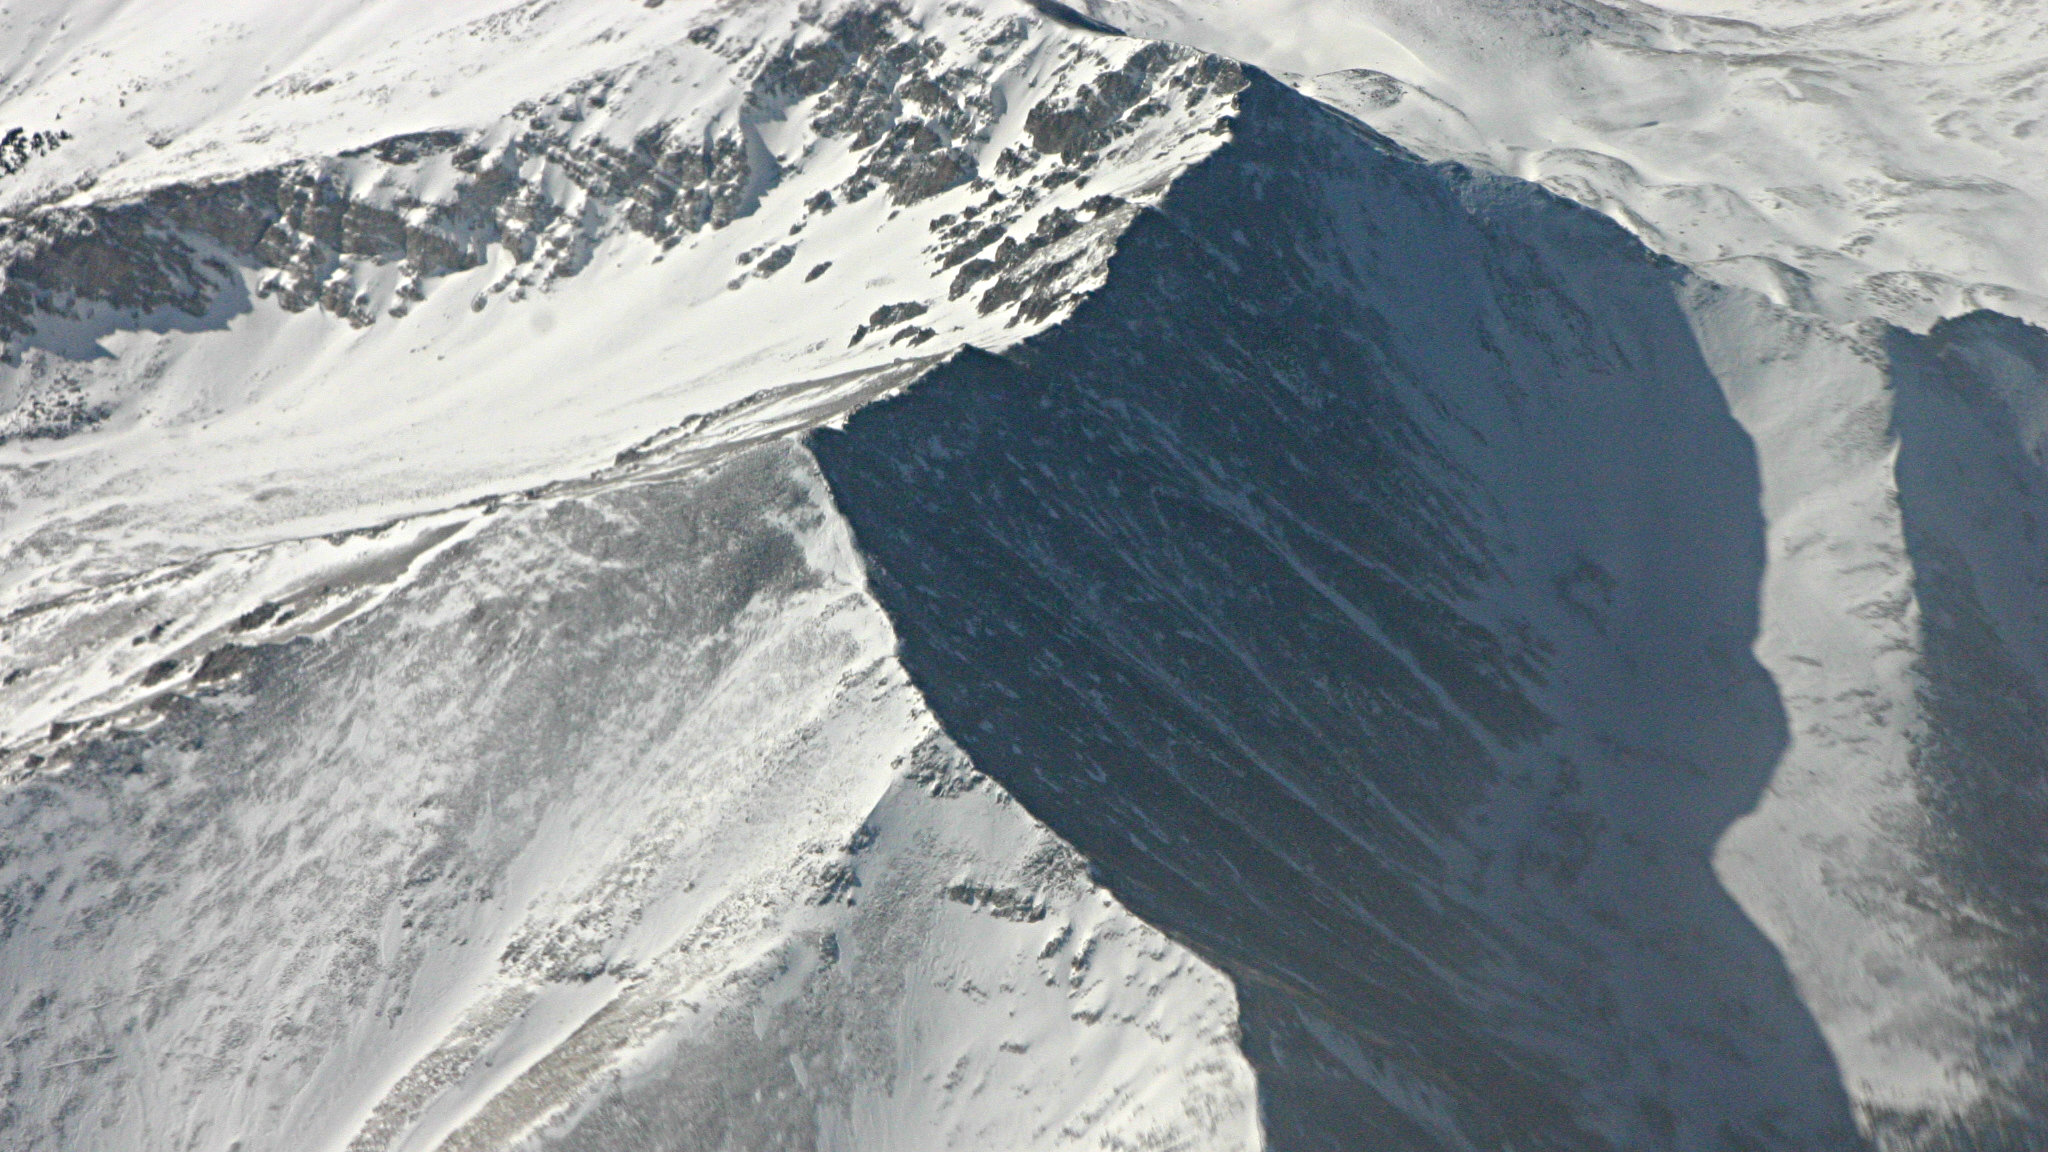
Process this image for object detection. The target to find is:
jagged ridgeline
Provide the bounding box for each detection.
[3,2,2047,1151]
[0,7,1258,1152]
[0,5,1239,350]
[811,69,1875,1152]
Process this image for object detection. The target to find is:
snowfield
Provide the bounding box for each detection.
[2,1,2045,1150]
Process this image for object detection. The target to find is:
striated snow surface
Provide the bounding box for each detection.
[1107,0,2048,328]
[0,0,1243,754]
[2,436,1257,1152]
[2,1,2046,1151]
[0,5,1266,1150]
[1086,2,2048,1141]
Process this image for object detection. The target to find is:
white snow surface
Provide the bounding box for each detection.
[0,0,1237,751]
[1,440,1258,1152]
[3,0,2047,1148]
[1106,0,2048,328]
[0,5,1265,1151]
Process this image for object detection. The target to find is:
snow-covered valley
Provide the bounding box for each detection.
[2,1,2045,1150]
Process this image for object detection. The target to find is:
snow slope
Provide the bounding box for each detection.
[812,75,1864,1149]
[0,1,1244,756]
[3,1,2047,1150]
[2,5,1265,1151]
[1085,3,2048,1143]
[2,436,1256,1152]
[1106,0,2048,328]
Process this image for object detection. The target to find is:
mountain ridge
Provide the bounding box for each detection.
[2,2,2045,1150]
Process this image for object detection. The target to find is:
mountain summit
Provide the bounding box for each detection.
[3,2,2044,1150]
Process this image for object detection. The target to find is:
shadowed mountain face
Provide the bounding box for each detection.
[1880,313,2048,1148]
[811,75,1864,1150]
[10,5,2048,1150]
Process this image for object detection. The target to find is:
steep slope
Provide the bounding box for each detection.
[1676,290,2048,1150]
[811,71,1864,1151]
[0,6,1267,1151]
[0,2,1245,760]
[1,422,1258,1152]
[1874,313,2048,1142]
[2,2,2046,1151]
[1075,4,2048,1144]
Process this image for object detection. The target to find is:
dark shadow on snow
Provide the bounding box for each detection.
[811,72,1866,1150]
[1876,312,2048,1150]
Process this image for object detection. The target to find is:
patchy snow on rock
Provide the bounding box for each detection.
[5,1,2048,1151]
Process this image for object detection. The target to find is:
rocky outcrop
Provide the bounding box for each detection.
[812,72,1868,1151]
[0,4,1244,364]
[0,128,68,180]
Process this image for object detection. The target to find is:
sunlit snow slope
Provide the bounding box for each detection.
[1106,0,2048,329]
[3,1,2046,1151]
[0,5,1264,1151]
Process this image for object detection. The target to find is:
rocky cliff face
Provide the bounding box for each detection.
[2,2,2046,1151]
[0,4,1240,368]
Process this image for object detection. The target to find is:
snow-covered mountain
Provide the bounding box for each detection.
[2,2,2043,1150]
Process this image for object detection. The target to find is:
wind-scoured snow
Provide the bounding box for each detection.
[811,74,1866,1149]
[1087,3,2048,1142]
[2,435,1257,1152]
[0,0,1241,753]
[2,5,1265,1150]
[1105,0,2048,329]
[3,1,2046,1150]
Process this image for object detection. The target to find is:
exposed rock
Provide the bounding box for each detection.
[0,128,70,179]
[1024,42,1236,164]
[867,301,929,327]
